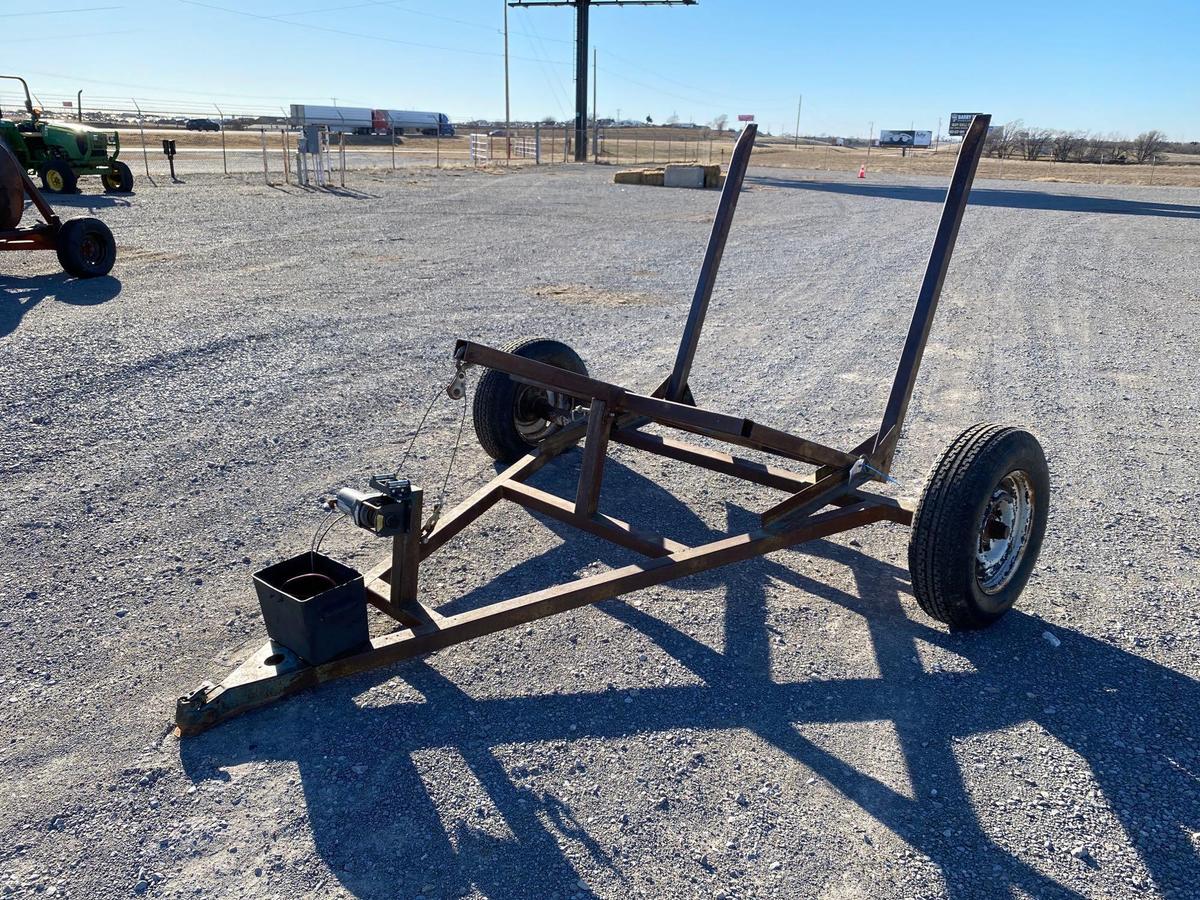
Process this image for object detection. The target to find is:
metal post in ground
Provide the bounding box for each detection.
[503,0,511,167]
[534,122,541,165]
[281,129,290,184]
[77,90,83,122]
[390,113,396,171]
[260,128,270,185]
[436,128,441,168]
[564,123,568,163]
[339,130,346,187]
[214,104,228,175]
[132,99,151,179]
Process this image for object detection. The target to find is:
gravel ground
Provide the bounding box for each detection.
[2,163,1200,900]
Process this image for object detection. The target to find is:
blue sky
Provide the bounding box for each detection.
[3,0,1197,139]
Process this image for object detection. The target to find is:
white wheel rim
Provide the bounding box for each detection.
[975,470,1035,594]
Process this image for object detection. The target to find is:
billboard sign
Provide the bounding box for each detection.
[737,114,755,122]
[879,129,932,148]
[948,112,981,136]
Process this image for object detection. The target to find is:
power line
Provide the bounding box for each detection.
[509,0,697,161]
[0,5,122,16]
[177,0,571,65]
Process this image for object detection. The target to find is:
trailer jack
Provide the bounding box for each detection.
[176,115,1050,736]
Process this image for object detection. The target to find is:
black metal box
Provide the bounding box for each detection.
[252,552,368,665]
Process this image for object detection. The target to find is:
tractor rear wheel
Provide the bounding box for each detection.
[102,161,133,193]
[472,337,588,463]
[41,160,77,194]
[56,217,116,278]
[908,424,1050,630]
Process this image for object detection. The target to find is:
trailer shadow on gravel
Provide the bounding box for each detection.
[0,272,121,338]
[748,176,1200,220]
[179,457,1200,899]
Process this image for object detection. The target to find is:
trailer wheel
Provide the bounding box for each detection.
[41,160,78,194]
[908,424,1049,630]
[473,337,588,463]
[56,217,116,278]
[102,161,134,193]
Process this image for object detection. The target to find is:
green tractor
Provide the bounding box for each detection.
[0,75,133,194]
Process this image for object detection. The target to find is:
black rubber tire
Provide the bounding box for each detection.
[102,160,134,193]
[40,159,78,194]
[56,217,117,278]
[472,337,588,462]
[908,423,1050,630]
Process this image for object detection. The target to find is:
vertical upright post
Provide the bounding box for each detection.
[664,124,758,402]
[504,0,512,166]
[793,94,802,148]
[873,114,990,468]
[534,122,541,164]
[132,99,150,179]
[575,400,612,517]
[564,123,568,162]
[390,113,396,171]
[260,128,270,184]
[592,46,598,164]
[574,0,589,161]
[76,90,83,122]
[389,489,424,607]
[215,104,227,175]
[339,130,346,187]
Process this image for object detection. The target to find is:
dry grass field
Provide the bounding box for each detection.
[106,125,1200,186]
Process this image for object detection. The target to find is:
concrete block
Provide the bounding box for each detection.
[613,170,644,185]
[663,164,705,188]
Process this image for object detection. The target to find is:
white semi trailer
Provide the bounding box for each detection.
[289,105,454,137]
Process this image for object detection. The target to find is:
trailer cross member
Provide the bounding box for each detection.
[177,116,1017,736]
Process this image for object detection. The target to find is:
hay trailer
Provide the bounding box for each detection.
[176,114,1049,736]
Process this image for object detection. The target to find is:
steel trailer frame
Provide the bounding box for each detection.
[0,140,67,255]
[176,114,993,736]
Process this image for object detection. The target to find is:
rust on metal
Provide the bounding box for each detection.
[176,116,992,736]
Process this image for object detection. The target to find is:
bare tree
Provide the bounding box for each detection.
[1131,130,1167,164]
[985,119,1022,159]
[711,113,728,132]
[1019,127,1053,161]
[1051,130,1082,162]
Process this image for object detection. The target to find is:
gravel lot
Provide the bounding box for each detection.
[2,163,1200,899]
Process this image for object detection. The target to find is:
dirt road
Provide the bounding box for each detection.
[2,164,1199,898]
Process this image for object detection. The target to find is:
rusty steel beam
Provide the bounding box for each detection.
[612,429,815,493]
[665,122,758,402]
[873,114,990,471]
[175,501,894,735]
[502,481,688,557]
[574,398,613,517]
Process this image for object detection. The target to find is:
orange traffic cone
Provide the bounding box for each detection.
[858,164,866,179]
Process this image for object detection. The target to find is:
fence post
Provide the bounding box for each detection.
[281,129,290,184]
[390,113,396,171]
[214,104,228,175]
[534,123,541,165]
[339,130,346,187]
[260,128,270,185]
[564,124,568,163]
[131,99,151,180]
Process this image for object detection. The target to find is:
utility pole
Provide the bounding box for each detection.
[509,0,697,162]
[503,0,511,164]
[793,94,802,148]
